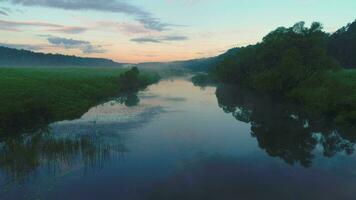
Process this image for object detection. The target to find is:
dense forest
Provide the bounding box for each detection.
[202,20,356,126]
[0,46,122,67]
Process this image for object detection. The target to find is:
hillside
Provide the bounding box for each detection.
[137,47,240,74]
[0,46,123,68]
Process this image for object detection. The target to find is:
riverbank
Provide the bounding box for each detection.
[201,21,356,127]
[288,70,356,126]
[192,69,356,127]
[0,67,160,134]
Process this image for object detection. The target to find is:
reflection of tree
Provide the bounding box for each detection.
[115,93,140,107]
[0,89,142,135]
[216,85,356,167]
[0,125,128,184]
[0,91,142,183]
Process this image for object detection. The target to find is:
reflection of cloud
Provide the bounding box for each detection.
[5,0,175,32]
[140,93,187,102]
[51,106,166,136]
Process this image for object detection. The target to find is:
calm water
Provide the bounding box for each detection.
[1,77,356,200]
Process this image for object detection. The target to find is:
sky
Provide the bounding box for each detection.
[0,0,355,63]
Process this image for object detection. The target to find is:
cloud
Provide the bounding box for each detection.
[81,44,106,54]
[131,37,161,43]
[0,10,8,15]
[131,35,188,44]
[0,42,45,51]
[49,26,87,34]
[0,6,11,15]
[47,37,89,47]
[137,17,171,32]
[0,19,61,31]
[92,21,151,35]
[4,0,174,31]
[4,0,147,15]
[47,36,106,54]
[0,19,87,34]
[163,36,189,41]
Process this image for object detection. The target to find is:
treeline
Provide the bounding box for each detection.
[213,21,346,90]
[329,20,356,69]
[0,46,122,67]
[208,20,356,125]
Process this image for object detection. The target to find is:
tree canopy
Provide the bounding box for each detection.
[328,20,356,69]
[213,21,339,93]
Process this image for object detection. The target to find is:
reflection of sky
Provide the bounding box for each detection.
[1,0,355,62]
[2,78,356,199]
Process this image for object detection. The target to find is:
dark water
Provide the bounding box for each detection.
[1,78,356,200]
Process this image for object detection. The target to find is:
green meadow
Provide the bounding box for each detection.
[0,67,160,134]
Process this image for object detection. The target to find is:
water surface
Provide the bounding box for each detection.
[0,78,356,200]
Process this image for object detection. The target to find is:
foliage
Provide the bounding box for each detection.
[289,70,356,126]
[213,22,339,93]
[119,67,140,90]
[211,21,356,125]
[328,20,356,68]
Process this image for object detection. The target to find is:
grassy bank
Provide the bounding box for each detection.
[0,67,160,134]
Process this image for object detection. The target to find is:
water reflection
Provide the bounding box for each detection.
[147,153,356,200]
[215,85,356,167]
[1,78,356,199]
[0,91,158,184]
[0,128,127,184]
[114,92,140,107]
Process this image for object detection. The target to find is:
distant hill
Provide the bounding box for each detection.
[174,47,240,72]
[0,46,122,68]
[137,47,240,73]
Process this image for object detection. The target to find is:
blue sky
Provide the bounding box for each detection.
[0,0,355,63]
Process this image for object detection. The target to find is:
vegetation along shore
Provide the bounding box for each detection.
[193,20,356,127]
[0,67,160,135]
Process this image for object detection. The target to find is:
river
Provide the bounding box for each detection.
[0,77,356,200]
